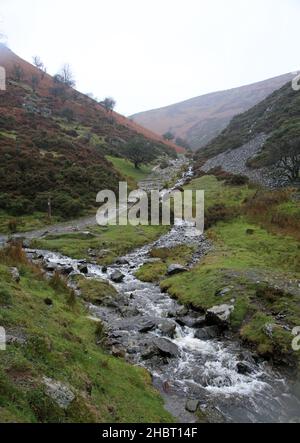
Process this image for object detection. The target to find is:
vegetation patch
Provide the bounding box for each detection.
[31,225,168,265]
[0,244,173,423]
[135,245,194,283]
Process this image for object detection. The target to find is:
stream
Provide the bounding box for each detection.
[25,165,300,423]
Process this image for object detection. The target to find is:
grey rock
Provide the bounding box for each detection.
[115,257,129,265]
[152,337,180,358]
[215,287,231,297]
[176,315,206,328]
[142,338,180,359]
[185,399,200,413]
[10,267,20,283]
[167,264,187,276]
[6,334,27,346]
[43,377,75,409]
[197,404,226,424]
[236,362,253,375]
[194,326,220,340]
[119,306,140,318]
[110,271,125,283]
[263,323,274,339]
[59,265,74,275]
[175,306,189,317]
[157,320,177,338]
[206,304,234,328]
[45,262,57,272]
[139,320,156,333]
[78,264,89,274]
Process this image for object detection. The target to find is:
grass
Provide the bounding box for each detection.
[0,245,173,423]
[31,224,169,265]
[106,156,152,185]
[74,275,118,304]
[0,131,16,141]
[135,245,195,283]
[0,211,62,235]
[159,175,300,369]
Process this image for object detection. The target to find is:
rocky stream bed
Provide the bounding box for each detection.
[22,163,300,423]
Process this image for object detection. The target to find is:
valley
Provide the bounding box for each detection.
[0,45,299,424]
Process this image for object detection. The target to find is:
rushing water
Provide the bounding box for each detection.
[26,166,300,423]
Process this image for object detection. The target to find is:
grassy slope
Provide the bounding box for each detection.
[0,248,173,423]
[195,81,300,165]
[160,176,300,366]
[106,156,152,185]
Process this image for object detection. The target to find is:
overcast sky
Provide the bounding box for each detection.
[0,0,299,115]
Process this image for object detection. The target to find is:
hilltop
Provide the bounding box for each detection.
[195,80,300,187]
[131,73,295,150]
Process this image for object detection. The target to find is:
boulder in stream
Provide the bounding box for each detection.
[176,315,206,328]
[185,399,200,413]
[194,326,220,340]
[157,320,177,338]
[115,257,129,265]
[78,264,89,274]
[110,271,125,283]
[206,304,234,328]
[142,337,180,360]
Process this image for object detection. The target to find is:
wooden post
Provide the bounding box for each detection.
[47,197,52,221]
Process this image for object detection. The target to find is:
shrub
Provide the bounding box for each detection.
[49,272,69,293]
[7,219,18,234]
[205,204,237,229]
[225,174,249,186]
[0,285,12,306]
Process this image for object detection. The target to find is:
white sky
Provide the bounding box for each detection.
[0,0,299,115]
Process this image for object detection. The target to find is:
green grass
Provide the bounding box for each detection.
[0,250,173,423]
[184,175,255,210]
[0,131,16,141]
[31,224,169,265]
[74,275,118,304]
[106,156,152,184]
[0,211,62,235]
[135,245,195,283]
[158,175,300,368]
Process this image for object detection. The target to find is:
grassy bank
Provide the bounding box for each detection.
[160,175,300,369]
[31,225,169,265]
[106,156,152,187]
[0,244,173,423]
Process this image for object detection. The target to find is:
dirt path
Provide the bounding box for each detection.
[0,157,190,245]
[0,214,98,245]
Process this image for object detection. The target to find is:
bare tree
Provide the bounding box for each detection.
[11,64,24,82]
[32,56,44,70]
[31,74,40,92]
[32,55,47,79]
[100,97,116,112]
[56,64,76,88]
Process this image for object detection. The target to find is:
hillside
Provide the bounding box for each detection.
[195,80,300,187]
[131,73,295,150]
[0,45,183,226]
